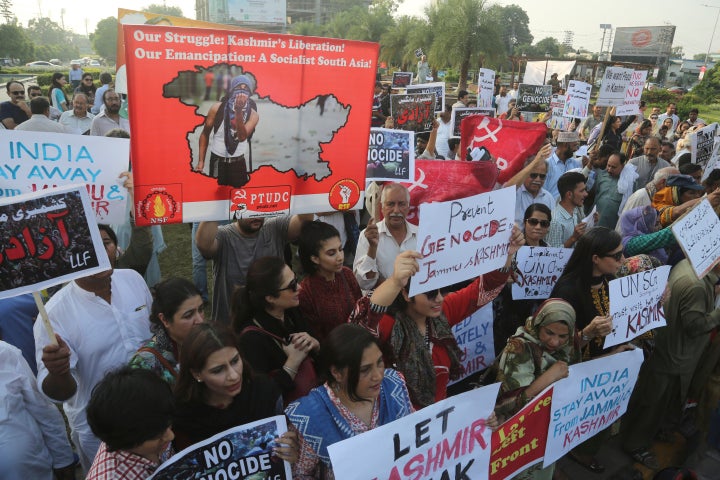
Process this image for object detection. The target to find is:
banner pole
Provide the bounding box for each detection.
[33,291,58,346]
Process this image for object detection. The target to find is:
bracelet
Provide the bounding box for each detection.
[283,365,298,376]
[581,329,591,342]
[498,266,511,273]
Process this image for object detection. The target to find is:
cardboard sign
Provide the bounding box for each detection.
[543,349,643,466]
[449,303,495,385]
[328,384,500,480]
[562,80,591,119]
[366,128,414,182]
[489,386,553,480]
[615,70,648,116]
[123,25,377,225]
[512,247,572,300]
[406,82,446,114]
[691,123,718,167]
[671,198,720,278]
[596,67,634,107]
[391,71,413,88]
[450,108,495,137]
[149,416,291,480]
[0,130,130,224]
[515,84,552,113]
[0,185,111,300]
[410,187,515,296]
[547,95,570,131]
[604,266,670,349]
[478,68,496,109]
[459,117,547,184]
[390,93,436,133]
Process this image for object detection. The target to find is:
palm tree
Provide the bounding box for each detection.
[380,16,429,71]
[427,0,502,91]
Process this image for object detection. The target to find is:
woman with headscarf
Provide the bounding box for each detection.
[619,206,676,263]
[495,298,580,480]
[651,174,708,227]
[627,119,652,159]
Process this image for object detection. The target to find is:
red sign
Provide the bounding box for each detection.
[400,159,498,224]
[631,29,653,48]
[460,117,547,185]
[489,387,553,480]
[123,25,378,225]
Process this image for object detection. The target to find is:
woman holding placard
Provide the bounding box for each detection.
[286,324,414,479]
[494,298,580,480]
[172,323,299,461]
[349,226,524,409]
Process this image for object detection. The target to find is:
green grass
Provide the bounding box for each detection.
[697,103,720,124]
[157,223,213,298]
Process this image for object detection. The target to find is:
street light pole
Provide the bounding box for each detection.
[703,4,720,66]
[543,53,551,84]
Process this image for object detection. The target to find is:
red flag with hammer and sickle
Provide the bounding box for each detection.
[460,116,547,184]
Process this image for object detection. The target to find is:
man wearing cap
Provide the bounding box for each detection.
[196,74,259,188]
[0,80,31,129]
[629,137,671,190]
[545,131,581,199]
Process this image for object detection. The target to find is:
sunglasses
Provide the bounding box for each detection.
[526,218,550,228]
[529,173,547,180]
[650,116,658,120]
[277,277,299,293]
[422,289,442,301]
[603,250,624,261]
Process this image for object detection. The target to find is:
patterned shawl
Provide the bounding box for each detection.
[389,310,464,408]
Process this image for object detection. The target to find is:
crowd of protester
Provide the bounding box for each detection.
[3,67,720,480]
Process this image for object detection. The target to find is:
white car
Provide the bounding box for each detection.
[25,61,61,68]
[89,60,101,67]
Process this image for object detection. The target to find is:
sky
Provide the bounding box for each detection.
[9,0,720,57]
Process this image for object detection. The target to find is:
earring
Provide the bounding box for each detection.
[195,377,202,383]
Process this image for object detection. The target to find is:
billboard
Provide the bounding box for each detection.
[611,26,675,63]
[206,0,286,26]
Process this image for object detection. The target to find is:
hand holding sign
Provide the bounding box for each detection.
[390,250,422,289]
[41,334,72,376]
[583,315,613,341]
[272,430,299,463]
[507,224,525,256]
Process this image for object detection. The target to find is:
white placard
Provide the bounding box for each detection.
[411,187,516,296]
[562,80,591,119]
[596,67,634,107]
[691,123,719,168]
[581,205,597,228]
[328,383,500,480]
[615,70,647,116]
[512,246,572,300]
[478,68,496,109]
[543,349,643,466]
[548,94,570,130]
[604,266,670,348]
[670,198,720,278]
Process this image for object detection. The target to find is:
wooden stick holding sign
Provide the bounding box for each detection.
[32,291,57,346]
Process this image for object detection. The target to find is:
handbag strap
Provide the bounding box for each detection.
[137,346,178,379]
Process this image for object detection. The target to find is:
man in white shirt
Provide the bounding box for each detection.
[495,85,512,116]
[15,96,67,133]
[59,93,94,134]
[90,90,129,136]
[657,102,679,131]
[35,262,152,470]
[354,183,417,290]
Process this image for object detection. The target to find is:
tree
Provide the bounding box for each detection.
[427,0,502,90]
[671,46,684,59]
[143,4,184,17]
[487,4,532,57]
[0,21,34,62]
[26,17,66,45]
[0,0,12,24]
[532,37,561,57]
[380,15,428,71]
[289,21,326,36]
[91,16,118,62]
[694,53,708,61]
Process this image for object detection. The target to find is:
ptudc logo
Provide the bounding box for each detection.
[138,186,180,224]
[328,178,360,211]
[631,29,652,48]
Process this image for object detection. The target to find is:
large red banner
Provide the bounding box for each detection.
[123,25,378,225]
[460,116,547,185]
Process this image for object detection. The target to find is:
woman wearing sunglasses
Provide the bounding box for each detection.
[493,204,553,353]
[232,256,320,405]
[549,227,632,473]
[350,226,525,409]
